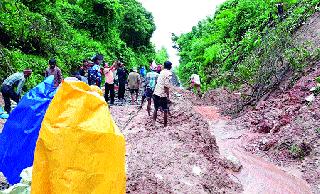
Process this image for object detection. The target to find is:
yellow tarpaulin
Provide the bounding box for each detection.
[31,81,126,194]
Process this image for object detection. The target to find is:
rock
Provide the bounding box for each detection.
[259,139,278,151]
[305,94,315,102]
[257,120,273,133]
[279,115,291,126]
[222,153,242,172]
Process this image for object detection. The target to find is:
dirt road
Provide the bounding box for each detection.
[0,88,316,193]
[110,87,314,193]
[110,90,241,193]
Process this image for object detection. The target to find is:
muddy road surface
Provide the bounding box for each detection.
[195,106,312,194]
[111,89,241,193]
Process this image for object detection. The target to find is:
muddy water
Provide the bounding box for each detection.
[195,106,312,194]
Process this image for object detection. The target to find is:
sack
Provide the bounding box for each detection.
[0,76,56,184]
[31,81,126,194]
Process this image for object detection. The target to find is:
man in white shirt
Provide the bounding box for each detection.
[190,73,202,97]
[153,61,172,127]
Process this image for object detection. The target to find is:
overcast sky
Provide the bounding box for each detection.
[137,0,226,66]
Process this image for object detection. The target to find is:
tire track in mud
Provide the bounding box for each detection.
[195,106,312,194]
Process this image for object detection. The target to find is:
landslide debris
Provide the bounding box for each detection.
[111,87,242,193]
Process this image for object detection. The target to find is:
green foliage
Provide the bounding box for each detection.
[290,144,302,156]
[0,0,156,89]
[174,0,320,90]
[312,83,320,96]
[155,47,169,64]
[289,142,311,159]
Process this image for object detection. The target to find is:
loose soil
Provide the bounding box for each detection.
[111,88,241,193]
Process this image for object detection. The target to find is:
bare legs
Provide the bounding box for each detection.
[147,98,151,116]
[153,109,168,127]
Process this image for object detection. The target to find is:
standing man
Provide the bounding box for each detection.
[88,55,103,87]
[45,58,62,88]
[1,69,32,113]
[140,65,159,115]
[153,61,172,127]
[189,73,202,97]
[127,67,141,105]
[116,62,128,102]
[104,62,117,105]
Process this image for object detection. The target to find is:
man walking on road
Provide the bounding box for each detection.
[153,61,172,127]
[1,69,32,113]
[128,67,141,105]
[140,65,159,115]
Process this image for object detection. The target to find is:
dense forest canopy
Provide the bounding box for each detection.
[0,0,168,88]
[174,0,320,91]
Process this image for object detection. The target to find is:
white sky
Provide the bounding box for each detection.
[137,0,226,66]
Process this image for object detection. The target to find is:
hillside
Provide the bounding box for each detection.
[174,0,320,93]
[199,12,320,193]
[0,0,164,88]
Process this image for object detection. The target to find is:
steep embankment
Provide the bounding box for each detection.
[175,0,319,90]
[201,12,320,193]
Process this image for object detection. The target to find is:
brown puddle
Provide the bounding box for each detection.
[195,106,312,194]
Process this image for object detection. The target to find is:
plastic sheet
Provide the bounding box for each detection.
[31,80,126,194]
[0,76,56,184]
[0,167,32,194]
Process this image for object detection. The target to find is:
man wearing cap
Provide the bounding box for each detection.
[127,67,141,105]
[140,65,159,115]
[1,69,32,113]
[45,58,62,87]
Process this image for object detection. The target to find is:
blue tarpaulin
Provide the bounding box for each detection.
[0,76,56,184]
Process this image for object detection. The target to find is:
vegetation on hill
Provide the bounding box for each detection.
[0,0,167,88]
[174,0,320,95]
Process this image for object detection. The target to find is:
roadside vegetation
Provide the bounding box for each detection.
[0,0,168,89]
[174,0,320,97]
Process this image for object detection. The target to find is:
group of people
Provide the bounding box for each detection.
[0,58,62,114]
[78,55,143,105]
[1,53,201,127]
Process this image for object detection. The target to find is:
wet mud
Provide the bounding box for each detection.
[111,89,241,193]
[195,106,312,194]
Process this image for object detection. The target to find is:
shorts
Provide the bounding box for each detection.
[143,87,154,99]
[153,95,169,112]
[130,89,139,94]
